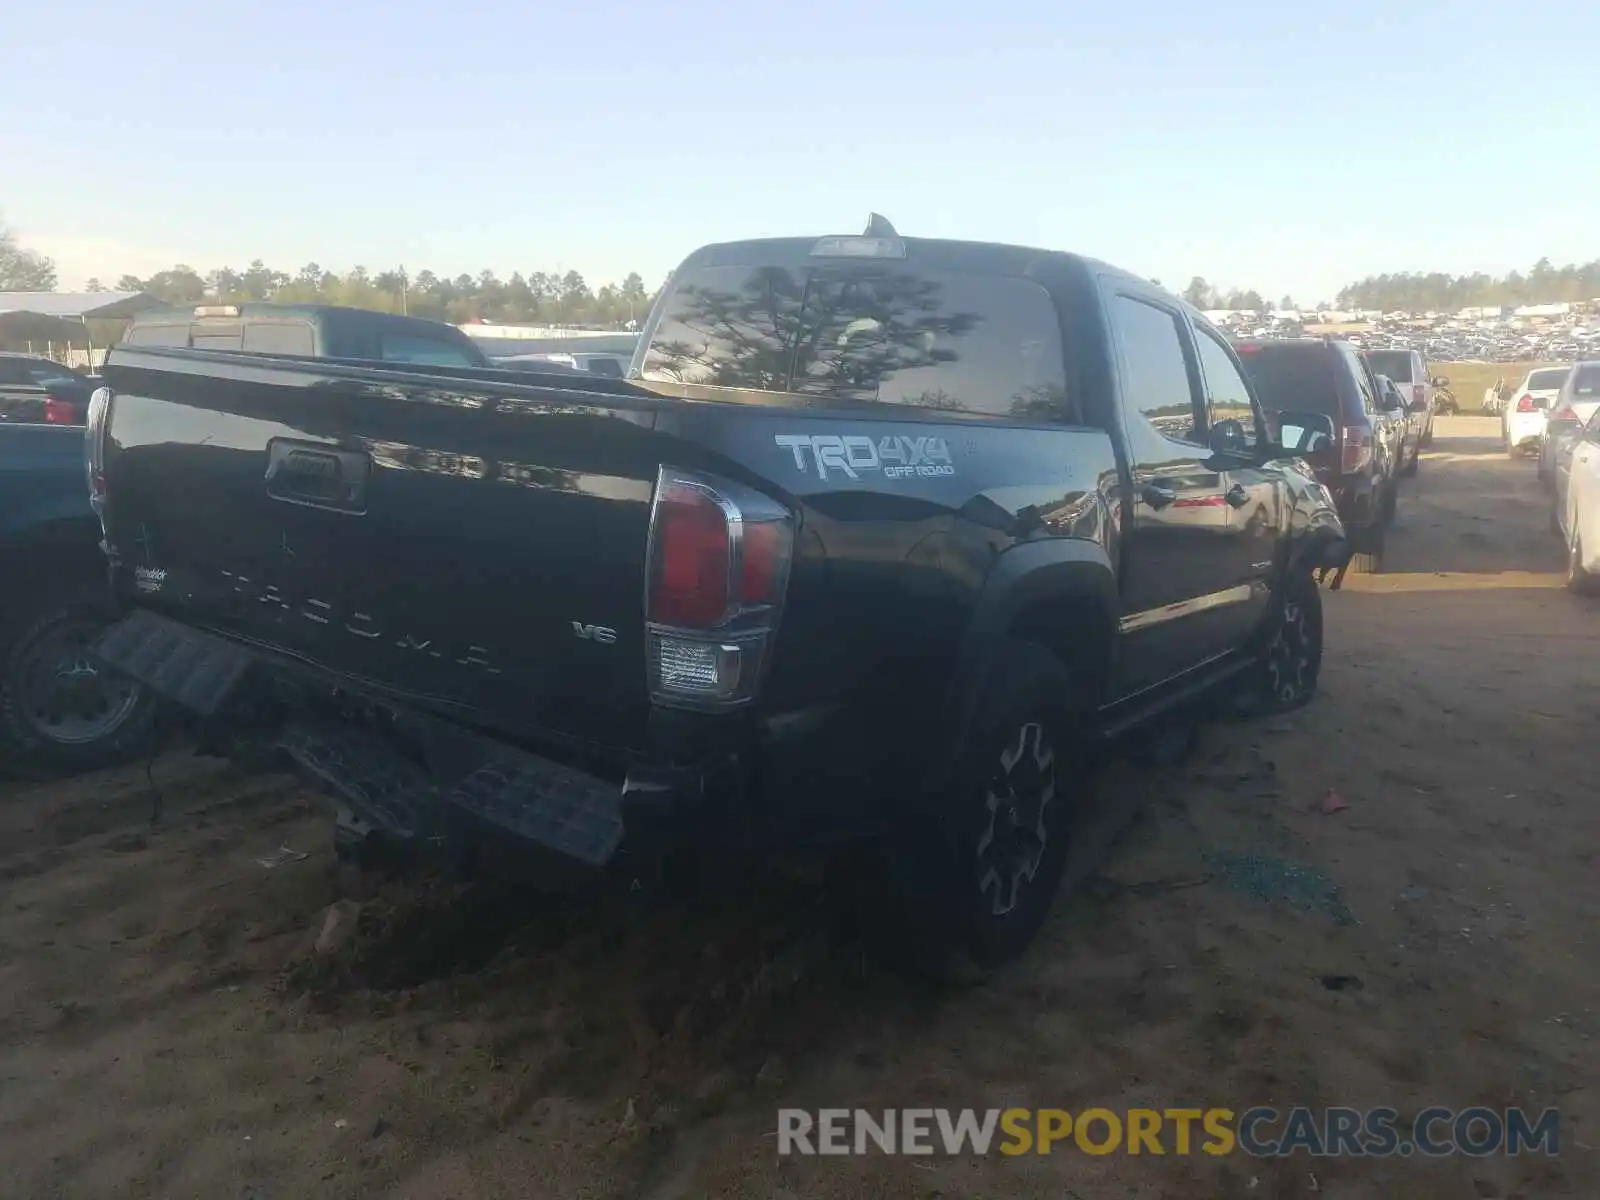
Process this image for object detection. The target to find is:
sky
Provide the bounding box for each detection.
[4,0,1598,304]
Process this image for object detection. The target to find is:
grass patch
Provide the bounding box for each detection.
[1429,361,1566,414]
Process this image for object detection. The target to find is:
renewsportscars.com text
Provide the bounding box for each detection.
[776,1106,1560,1158]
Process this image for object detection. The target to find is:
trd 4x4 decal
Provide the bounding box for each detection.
[775,434,955,481]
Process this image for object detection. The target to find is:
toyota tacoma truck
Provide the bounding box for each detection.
[89,217,1349,970]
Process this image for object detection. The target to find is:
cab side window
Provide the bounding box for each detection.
[380,334,480,368]
[1194,327,1260,449]
[1341,345,1379,415]
[1109,294,1205,446]
[243,322,315,356]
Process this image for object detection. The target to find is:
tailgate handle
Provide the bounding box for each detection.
[265,439,369,514]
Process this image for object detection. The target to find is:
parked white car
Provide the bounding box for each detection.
[1502,366,1571,455]
[1553,363,1600,591]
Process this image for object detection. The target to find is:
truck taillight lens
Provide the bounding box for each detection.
[43,397,77,424]
[85,386,113,515]
[650,480,732,628]
[1337,428,1376,473]
[1516,394,1536,413]
[645,467,794,710]
[1340,427,1372,474]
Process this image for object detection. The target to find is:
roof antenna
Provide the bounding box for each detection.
[864,213,898,238]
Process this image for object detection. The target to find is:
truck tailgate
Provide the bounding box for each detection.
[99,351,669,754]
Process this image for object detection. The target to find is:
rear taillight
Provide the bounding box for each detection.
[644,467,794,710]
[85,386,112,517]
[43,397,77,424]
[1516,394,1536,413]
[1340,426,1373,474]
[1553,406,1577,423]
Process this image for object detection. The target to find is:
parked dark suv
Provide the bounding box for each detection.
[1234,338,1393,572]
[0,353,96,425]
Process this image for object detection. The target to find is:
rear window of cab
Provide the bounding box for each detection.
[1234,343,1345,416]
[1361,349,1415,382]
[638,263,1073,423]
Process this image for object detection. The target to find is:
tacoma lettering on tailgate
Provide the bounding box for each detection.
[217,570,502,675]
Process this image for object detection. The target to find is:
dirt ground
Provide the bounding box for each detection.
[2,417,1594,1199]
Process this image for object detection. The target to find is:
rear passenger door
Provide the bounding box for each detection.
[1192,325,1279,643]
[1103,290,1243,697]
[1344,345,1389,479]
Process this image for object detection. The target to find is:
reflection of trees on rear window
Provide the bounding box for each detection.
[640,265,1072,422]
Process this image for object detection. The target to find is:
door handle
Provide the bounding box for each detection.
[1141,483,1177,510]
[1226,483,1249,509]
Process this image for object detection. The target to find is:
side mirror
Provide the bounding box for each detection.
[1431,376,1449,387]
[1271,410,1336,458]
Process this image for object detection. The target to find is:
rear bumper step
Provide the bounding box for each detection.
[93,609,627,867]
[92,607,254,716]
[278,720,624,867]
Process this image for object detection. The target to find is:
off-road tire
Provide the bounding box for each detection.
[0,588,162,780]
[1250,568,1324,712]
[1346,519,1385,575]
[885,639,1084,980]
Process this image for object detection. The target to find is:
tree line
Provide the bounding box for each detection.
[1177,278,1298,312]
[93,262,657,328]
[0,220,59,291]
[1334,257,1600,313]
[5,219,1599,322]
[1184,258,1600,314]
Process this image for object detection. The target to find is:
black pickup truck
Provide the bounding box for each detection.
[91,218,1349,969]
